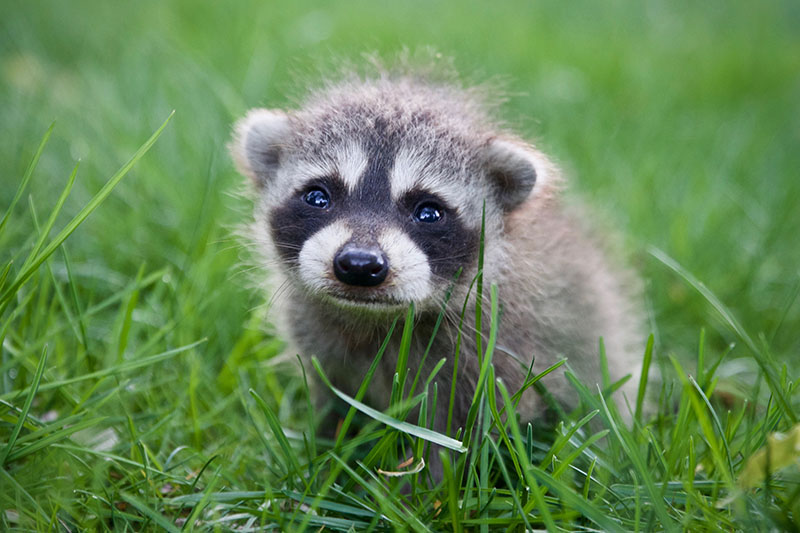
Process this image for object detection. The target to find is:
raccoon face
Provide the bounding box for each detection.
[232,101,548,313]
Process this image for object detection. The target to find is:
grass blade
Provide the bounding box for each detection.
[313,356,466,452]
[596,386,679,531]
[19,161,79,278]
[1,346,48,466]
[392,303,414,406]
[334,317,398,450]
[475,202,486,363]
[248,388,305,487]
[649,246,796,423]
[0,111,174,308]
[0,261,11,293]
[120,492,181,533]
[0,338,203,401]
[7,416,106,463]
[0,122,54,235]
[635,334,654,420]
[494,379,557,531]
[60,243,88,348]
[116,263,145,361]
[670,357,734,484]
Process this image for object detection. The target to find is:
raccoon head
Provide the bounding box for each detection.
[231,81,555,314]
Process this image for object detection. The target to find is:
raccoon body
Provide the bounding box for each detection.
[231,73,643,442]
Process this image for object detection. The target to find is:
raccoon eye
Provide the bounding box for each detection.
[303,188,330,209]
[413,201,444,223]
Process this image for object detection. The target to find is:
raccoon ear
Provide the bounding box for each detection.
[231,108,292,188]
[483,138,545,211]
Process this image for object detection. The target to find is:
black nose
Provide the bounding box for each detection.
[333,245,389,287]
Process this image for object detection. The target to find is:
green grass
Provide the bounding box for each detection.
[2,0,800,530]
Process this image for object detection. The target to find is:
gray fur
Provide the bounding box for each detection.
[231,71,645,467]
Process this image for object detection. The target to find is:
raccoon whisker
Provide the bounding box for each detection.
[226,266,259,281]
[229,239,264,249]
[218,242,260,255]
[235,264,274,276]
[271,242,305,251]
[269,238,304,247]
[265,279,297,310]
[244,259,286,270]
[210,234,245,245]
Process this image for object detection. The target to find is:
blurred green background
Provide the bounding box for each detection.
[2,0,800,526]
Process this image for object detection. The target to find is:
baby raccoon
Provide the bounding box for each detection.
[231,71,643,448]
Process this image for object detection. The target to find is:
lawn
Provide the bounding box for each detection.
[1,1,799,530]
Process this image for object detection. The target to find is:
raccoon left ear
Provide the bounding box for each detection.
[483,138,545,211]
[231,108,292,188]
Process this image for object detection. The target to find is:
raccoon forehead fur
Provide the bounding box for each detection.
[233,76,557,223]
[230,69,646,461]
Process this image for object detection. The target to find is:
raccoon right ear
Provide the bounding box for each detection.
[231,109,292,188]
[483,138,550,211]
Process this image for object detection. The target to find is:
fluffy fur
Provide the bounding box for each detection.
[231,68,644,461]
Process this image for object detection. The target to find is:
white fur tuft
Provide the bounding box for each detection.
[335,142,368,192]
[379,226,433,302]
[297,220,353,293]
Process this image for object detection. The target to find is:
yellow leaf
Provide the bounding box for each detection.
[739,424,800,488]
